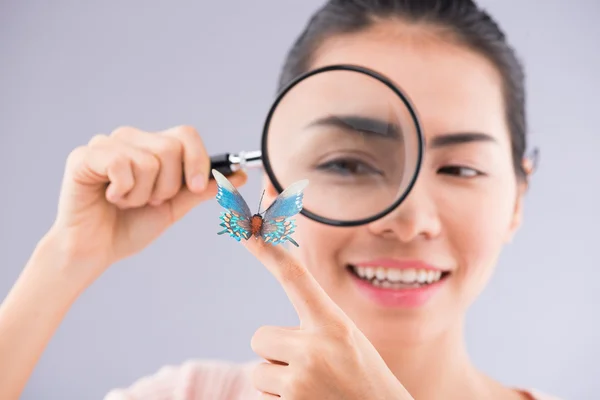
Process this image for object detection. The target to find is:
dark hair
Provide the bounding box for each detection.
[278,0,529,181]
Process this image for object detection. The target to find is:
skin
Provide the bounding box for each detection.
[0,20,531,400]
[260,21,531,399]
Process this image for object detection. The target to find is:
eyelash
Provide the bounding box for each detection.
[438,165,484,178]
[316,158,382,176]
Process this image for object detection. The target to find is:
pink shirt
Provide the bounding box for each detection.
[103,359,561,400]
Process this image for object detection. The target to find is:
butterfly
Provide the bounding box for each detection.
[212,169,309,247]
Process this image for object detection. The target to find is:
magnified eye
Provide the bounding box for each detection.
[316,157,383,177]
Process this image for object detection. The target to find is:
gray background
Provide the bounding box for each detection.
[1,1,598,399]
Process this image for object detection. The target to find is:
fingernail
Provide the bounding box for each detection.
[190,174,206,192]
[149,199,163,206]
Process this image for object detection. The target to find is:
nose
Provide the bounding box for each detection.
[367,177,442,242]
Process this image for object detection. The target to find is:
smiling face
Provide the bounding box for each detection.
[262,21,527,345]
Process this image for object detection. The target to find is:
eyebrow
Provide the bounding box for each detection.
[306,114,497,148]
[429,132,497,148]
[306,115,401,139]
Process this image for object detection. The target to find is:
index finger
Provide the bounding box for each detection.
[161,125,209,193]
[243,238,343,327]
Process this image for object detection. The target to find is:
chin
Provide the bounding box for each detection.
[339,289,462,345]
[309,266,462,346]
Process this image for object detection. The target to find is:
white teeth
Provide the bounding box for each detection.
[402,269,417,283]
[386,268,403,282]
[351,265,447,287]
[426,271,433,283]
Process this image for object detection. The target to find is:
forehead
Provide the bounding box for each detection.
[307,22,509,143]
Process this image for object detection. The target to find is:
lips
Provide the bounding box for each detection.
[346,259,452,308]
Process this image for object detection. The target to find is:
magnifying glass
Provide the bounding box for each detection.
[206,64,424,227]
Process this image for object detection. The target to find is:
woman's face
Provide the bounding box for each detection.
[262,22,527,345]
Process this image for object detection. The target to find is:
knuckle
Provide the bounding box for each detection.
[173,125,200,140]
[138,154,160,173]
[88,133,109,147]
[171,126,207,155]
[156,136,183,159]
[250,325,269,351]
[65,146,88,168]
[109,149,127,164]
[325,322,355,349]
[110,125,138,138]
[329,320,353,339]
[108,151,130,170]
[279,260,307,284]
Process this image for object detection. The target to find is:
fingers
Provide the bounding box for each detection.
[252,362,288,398]
[66,140,134,198]
[111,125,208,201]
[162,126,210,193]
[64,125,247,218]
[251,325,300,365]
[68,125,233,211]
[80,133,160,208]
[110,127,182,205]
[67,136,155,208]
[243,238,342,327]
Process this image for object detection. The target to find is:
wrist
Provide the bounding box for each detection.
[26,228,105,297]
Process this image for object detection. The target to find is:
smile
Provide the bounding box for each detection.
[347,265,450,289]
[346,263,452,308]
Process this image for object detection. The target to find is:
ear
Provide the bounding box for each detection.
[504,158,534,243]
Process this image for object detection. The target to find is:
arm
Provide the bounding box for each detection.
[0,126,245,399]
[0,231,85,399]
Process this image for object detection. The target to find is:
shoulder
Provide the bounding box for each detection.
[103,359,258,400]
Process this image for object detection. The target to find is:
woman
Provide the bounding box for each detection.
[0,0,559,399]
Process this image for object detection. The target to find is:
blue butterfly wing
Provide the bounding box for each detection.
[212,169,252,217]
[261,217,299,247]
[261,179,309,247]
[212,169,253,241]
[217,210,252,241]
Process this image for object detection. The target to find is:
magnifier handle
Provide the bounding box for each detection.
[209,153,234,177]
[181,150,261,184]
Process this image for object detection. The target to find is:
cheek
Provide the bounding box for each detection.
[292,217,351,281]
[441,182,516,295]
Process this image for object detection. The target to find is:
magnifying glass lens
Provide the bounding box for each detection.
[264,66,422,225]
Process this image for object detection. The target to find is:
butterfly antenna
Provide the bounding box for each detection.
[257,189,266,214]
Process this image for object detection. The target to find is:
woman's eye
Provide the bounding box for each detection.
[438,165,483,178]
[316,159,382,176]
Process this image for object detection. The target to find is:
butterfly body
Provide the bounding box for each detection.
[250,214,264,237]
[212,169,308,247]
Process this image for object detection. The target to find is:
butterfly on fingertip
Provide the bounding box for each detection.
[211,169,308,247]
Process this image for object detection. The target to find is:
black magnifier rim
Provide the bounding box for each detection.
[261,64,425,227]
